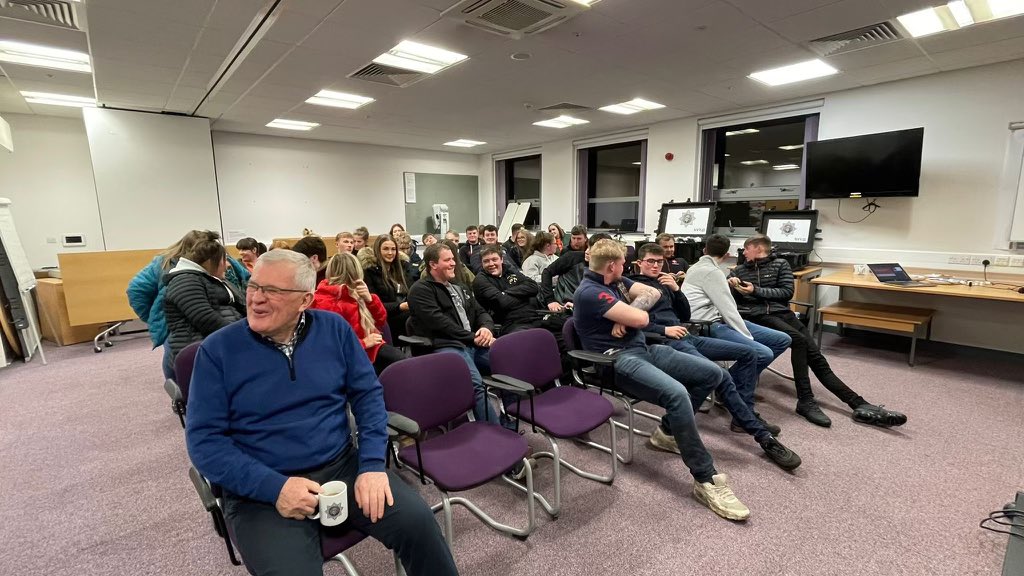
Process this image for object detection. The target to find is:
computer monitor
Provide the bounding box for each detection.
[657,202,716,238]
[759,210,817,253]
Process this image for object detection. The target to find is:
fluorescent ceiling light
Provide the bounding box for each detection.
[599,98,666,115]
[773,164,800,170]
[631,162,642,165]
[0,40,91,73]
[372,40,467,74]
[533,115,589,128]
[948,1,975,26]
[779,144,804,150]
[740,160,768,165]
[443,139,486,148]
[266,119,319,131]
[724,154,731,157]
[897,7,946,37]
[988,0,1024,17]
[568,0,599,5]
[725,128,759,136]
[305,90,374,109]
[749,59,838,86]
[20,91,95,108]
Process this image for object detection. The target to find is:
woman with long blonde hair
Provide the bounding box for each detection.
[313,252,406,372]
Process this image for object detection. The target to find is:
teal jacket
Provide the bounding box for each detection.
[127,255,249,347]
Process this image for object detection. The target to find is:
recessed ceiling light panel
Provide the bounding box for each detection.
[740,160,769,165]
[266,119,320,131]
[533,115,590,128]
[443,139,487,147]
[748,59,838,86]
[988,0,1024,18]
[947,1,975,26]
[897,7,946,37]
[599,98,666,115]
[0,41,91,73]
[778,144,804,150]
[725,128,760,136]
[20,91,95,107]
[772,164,800,170]
[305,90,375,109]
[372,40,467,75]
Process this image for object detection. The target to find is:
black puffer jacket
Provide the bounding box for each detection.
[540,251,586,305]
[163,259,245,360]
[472,269,539,332]
[728,256,794,317]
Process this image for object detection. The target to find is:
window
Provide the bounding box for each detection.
[580,140,646,230]
[699,115,817,236]
[495,154,540,227]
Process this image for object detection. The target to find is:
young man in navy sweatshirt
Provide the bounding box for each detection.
[186,250,457,576]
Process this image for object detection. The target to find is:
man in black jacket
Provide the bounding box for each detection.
[540,233,611,312]
[408,243,504,428]
[561,225,588,256]
[457,225,482,267]
[729,235,907,428]
[468,225,520,275]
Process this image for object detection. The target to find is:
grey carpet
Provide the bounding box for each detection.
[1,332,1021,576]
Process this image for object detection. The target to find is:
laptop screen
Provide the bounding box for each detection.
[868,263,912,282]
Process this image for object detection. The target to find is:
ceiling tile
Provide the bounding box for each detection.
[916,17,1024,54]
[92,58,181,84]
[824,39,926,70]
[86,0,219,27]
[843,55,940,84]
[727,0,847,23]
[0,18,88,52]
[928,36,1024,71]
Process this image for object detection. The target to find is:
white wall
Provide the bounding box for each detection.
[213,132,479,241]
[0,114,103,268]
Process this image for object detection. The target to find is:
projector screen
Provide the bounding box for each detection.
[83,108,221,250]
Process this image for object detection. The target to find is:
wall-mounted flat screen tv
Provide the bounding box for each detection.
[806,127,923,199]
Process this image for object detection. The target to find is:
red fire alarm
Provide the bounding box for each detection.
[664,152,674,161]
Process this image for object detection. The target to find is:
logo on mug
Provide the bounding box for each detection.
[327,503,343,519]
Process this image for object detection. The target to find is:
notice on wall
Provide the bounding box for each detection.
[403,172,417,204]
[226,229,247,242]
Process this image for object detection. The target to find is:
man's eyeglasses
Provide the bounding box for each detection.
[246,282,308,297]
[641,258,665,266]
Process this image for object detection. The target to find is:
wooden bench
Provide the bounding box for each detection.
[816,301,935,366]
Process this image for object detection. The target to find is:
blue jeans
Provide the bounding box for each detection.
[162,340,175,380]
[612,345,722,483]
[436,347,510,429]
[669,335,759,411]
[710,321,791,405]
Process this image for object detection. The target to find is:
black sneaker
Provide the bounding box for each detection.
[796,399,832,428]
[730,413,782,436]
[759,436,801,471]
[853,404,907,427]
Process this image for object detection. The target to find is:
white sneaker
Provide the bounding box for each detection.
[693,474,750,521]
[649,427,681,455]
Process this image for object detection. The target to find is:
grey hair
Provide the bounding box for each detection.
[255,249,316,292]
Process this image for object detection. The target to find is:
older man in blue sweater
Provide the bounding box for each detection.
[186,250,457,576]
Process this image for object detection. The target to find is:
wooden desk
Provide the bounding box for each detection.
[811,269,1024,356]
[35,278,108,345]
[811,270,1024,304]
[58,250,161,326]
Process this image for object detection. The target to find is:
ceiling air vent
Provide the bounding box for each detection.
[0,0,81,30]
[446,0,591,39]
[539,102,591,112]
[348,62,431,88]
[808,22,903,57]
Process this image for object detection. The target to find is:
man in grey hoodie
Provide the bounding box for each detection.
[682,234,792,432]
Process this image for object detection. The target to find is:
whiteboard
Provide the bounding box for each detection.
[0,198,36,291]
[83,108,221,249]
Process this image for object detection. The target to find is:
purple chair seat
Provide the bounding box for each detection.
[321,526,368,560]
[398,423,528,492]
[505,386,614,438]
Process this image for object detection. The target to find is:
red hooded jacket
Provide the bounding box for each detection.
[311,280,387,362]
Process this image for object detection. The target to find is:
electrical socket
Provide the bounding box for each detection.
[1010,256,1024,267]
[994,256,1010,266]
[948,255,971,265]
[969,255,987,266]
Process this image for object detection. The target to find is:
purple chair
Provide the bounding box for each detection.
[488,329,617,517]
[163,341,202,428]
[380,354,537,546]
[186,467,400,576]
[561,317,663,465]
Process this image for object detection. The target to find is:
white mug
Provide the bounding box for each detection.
[308,480,348,526]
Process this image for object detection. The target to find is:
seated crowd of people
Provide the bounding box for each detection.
[127,221,908,575]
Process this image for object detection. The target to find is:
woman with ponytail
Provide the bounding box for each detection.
[312,252,406,373]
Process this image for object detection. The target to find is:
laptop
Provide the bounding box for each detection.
[867,263,932,287]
